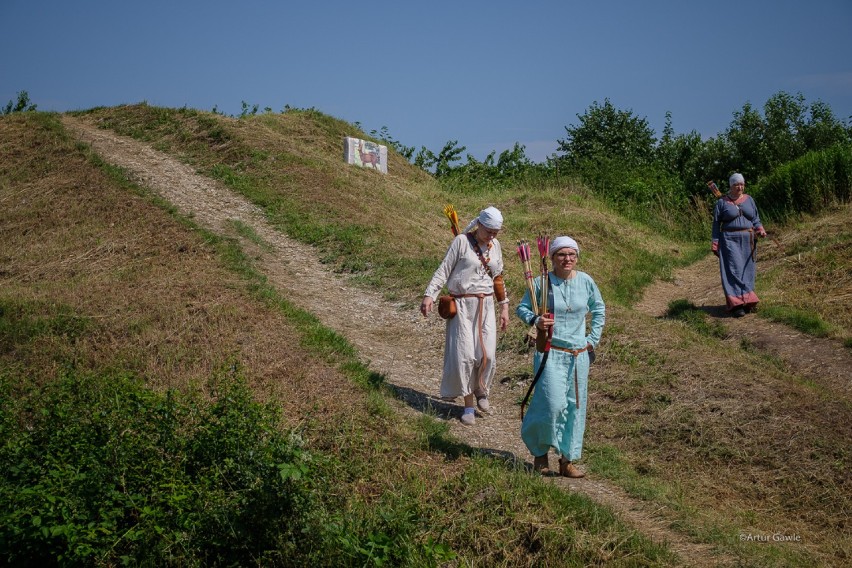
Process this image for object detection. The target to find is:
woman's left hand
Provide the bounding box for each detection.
[499,303,510,331]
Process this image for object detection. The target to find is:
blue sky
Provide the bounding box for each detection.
[3,0,851,163]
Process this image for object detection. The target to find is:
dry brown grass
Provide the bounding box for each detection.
[8,106,849,565]
[588,305,851,564]
[758,203,852,336]
[0,113,360,422]
[5,111,679,567]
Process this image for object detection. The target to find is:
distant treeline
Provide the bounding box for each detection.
[376,91,852,233]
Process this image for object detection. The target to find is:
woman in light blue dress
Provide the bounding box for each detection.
[516,236,605,477]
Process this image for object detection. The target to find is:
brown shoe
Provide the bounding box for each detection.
[559,458,585,478]
[533,454,551,475]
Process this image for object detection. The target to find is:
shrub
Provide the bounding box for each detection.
[2,91,37,114]
[753,143,852,220]
[0,372,320,566]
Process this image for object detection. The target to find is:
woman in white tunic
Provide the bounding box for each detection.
[420,207,510,426]
[516,236,605,477]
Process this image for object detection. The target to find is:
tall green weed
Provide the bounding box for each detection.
[752,143,852,220]
[572,157,711,241]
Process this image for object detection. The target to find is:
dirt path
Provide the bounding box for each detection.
[635,253,851,398]
[63,115,732,566]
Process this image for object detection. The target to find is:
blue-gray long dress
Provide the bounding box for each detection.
[711,194,764,310]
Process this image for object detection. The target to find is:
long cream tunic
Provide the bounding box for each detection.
[424,233,505,399]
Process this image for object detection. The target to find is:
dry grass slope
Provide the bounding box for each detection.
[2,111,682,566]
[3,106,850,566]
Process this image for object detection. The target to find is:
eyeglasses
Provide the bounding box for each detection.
[554,252,577,260]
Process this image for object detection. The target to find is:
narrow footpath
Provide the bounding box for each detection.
[64,114,774,566]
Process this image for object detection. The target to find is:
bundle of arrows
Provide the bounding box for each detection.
[516,240,539,314]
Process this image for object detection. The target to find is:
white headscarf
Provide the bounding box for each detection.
[729,173,745,187]
[549,236,579,256]
[463,206,503,233]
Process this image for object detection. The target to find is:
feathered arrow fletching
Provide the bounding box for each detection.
[443,204,461,236]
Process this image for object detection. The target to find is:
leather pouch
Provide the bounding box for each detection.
[438,295,457,319]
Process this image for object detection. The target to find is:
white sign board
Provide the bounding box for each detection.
[343,137,387,174]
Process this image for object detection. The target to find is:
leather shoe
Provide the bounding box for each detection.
[533,454,550,475]
[559,458,585,478]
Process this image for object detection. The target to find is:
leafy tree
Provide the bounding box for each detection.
[725,101,767,180]
[763,91,807,168]
[695,135,735,190]
[2,91,37,114]
[413,145,436,171]
[557,99,656,168]
[494,142,532,176]
[800,100,851,151]
[657,111,676,164]
[370,125,415,160]
[658,128,715,194]
[414,140,466,177]
[723,91,851,183]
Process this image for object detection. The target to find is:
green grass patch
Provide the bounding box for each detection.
[0,299,90,346]
[758,303,834,337]
[585,444,667,502]
[228,219,272,250]
[665,299,729,339]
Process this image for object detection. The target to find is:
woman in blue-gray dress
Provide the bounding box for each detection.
[711,173,767,317]
[516,236,605,477]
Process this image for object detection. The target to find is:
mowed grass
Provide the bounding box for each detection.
[2,112,675,565]
[75,105,852,565]
[73,103,704,307]
[756,204,852,342]
[4,105,850,566]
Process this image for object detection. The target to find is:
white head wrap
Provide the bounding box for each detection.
[549,236,579,257]
[729,173,745,187]
[463,206,503,233]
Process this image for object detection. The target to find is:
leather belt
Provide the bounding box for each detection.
[550,345,589,356]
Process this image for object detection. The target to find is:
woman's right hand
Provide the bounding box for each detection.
[420,296,433,318]
[536,314,554,330]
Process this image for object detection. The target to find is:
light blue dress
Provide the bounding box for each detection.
[516,271,605,460]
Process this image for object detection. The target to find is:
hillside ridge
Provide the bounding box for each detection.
[61,114,729,566]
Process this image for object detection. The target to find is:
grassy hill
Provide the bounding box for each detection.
[2,106,849,566]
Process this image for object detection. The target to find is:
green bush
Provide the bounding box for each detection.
[571,157,708,240]
[0,372,320,566]
[753,143,852,220]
